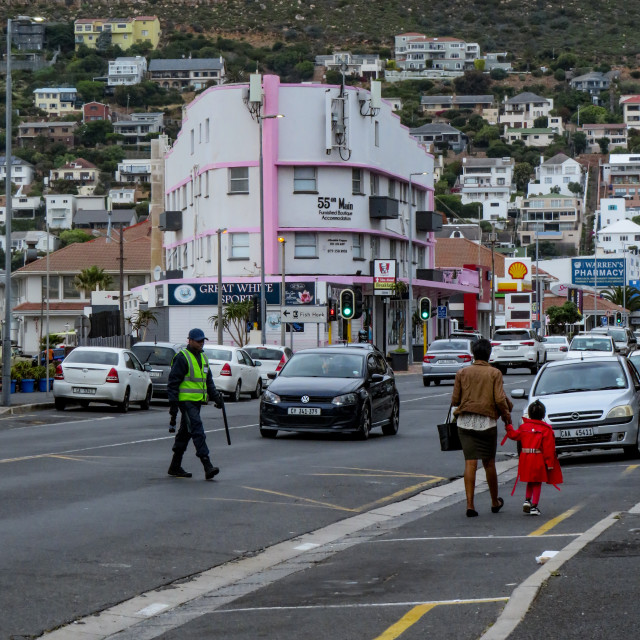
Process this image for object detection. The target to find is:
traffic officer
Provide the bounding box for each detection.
[167,328,224,480]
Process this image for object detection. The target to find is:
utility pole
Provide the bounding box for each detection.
[119,223,125,341]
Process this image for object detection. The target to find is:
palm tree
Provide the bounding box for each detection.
[131,309,158,340]
[74,266,113,296]
[600,286,640,311]
[209,300,253,347]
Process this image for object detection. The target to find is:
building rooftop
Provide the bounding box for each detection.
[148,58,224,71]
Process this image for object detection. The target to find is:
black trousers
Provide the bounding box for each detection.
[172,401,210,459]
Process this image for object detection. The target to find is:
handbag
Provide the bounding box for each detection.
[437,405,462,451]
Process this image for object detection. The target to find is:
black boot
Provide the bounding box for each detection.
[168,453,192,478]
[201,456,219,480]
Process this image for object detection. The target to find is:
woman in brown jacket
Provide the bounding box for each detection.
[451,338,513,517]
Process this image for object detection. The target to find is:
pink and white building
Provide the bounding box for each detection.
[153,75,478,351]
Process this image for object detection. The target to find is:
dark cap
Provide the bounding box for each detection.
[188,328,208,341]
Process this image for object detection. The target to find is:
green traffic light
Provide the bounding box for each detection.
[421,311,429,319]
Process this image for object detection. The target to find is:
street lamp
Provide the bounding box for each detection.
[278,236,286,345]
[407,171,428,365]
[258,113,284,345]
[216,228,227,345]
[488,233,498,337]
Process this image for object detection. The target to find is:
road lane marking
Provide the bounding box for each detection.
[242,486,358,512]
[356,479,444,512]
[372,603,437,639]
[136,603,170,616]
[372,533,582,542]
[623,464,639,475]
[312,466,438,478]
[401,380,529,403]
[528,504,583,537]
[6,416,115,431]
[203,497,331,509]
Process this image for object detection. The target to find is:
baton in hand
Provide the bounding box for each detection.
[220,401,231,445]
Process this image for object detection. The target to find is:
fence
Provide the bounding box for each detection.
[79,335,135,349]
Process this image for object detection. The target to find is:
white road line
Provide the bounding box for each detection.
[9,416,115,431]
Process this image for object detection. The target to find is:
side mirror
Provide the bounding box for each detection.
[267,372,277,380]
[370,373,384,382]
[144,363,153,372]
[253,360,262,367]
[511,388,527,399]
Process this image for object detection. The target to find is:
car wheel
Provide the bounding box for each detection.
[118,388,130,413]
[140,386,152,410]
[530,359,539,375]
[423,378,431,387]
[229,381,241,402]
[54,398,66,411]
[623,429,640,459]
[260,422,278,438]
[251,378,262,399]
[433,379,441,386]
[382,399,400,436]
[357,403,371,440]
[79,400,90,408]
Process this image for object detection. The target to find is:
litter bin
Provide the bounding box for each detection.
[21,378,35,393]
[389,351,409,372]
[412,344,425,363]
[10,380,16,394]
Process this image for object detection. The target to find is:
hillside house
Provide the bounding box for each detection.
[527,154,584,198]
[147,58,226,90]
[580,123,628,152]
[107,56,148,87]
[74,17,160,51]
[49,159,99,196]
[458,156,516,221]
[498,92,554,130]
[33,87,79,116]
[314,52,384,80]
[0,156,35,187]
[18,121,77,148]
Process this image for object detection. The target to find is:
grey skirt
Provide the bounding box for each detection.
[458,426,498,461]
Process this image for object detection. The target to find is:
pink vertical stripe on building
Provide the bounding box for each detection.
[263,75,281,275]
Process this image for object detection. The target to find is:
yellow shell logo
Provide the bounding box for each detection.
[508,261,528,280]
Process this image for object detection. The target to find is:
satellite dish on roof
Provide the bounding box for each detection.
[153,265,162,281]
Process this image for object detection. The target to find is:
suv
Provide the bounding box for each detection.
[131,342,185,398]
[588,327,637,356]
[489,328,545,375]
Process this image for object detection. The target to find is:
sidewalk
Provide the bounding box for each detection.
[0,390,55,415]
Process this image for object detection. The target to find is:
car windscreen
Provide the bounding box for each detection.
[63,350,119,366]
[132,346,177,366]
[428,340,471,352]
[533,361,628,395]
[569,338,612,352]
[280,353,364,378]
[244,347,283,361]
[493,331,529,341]
[544,337,566,344]
[607,329,626,341]
[203,348,232,361]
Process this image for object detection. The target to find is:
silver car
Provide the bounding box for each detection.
[511,356,640,458]
[541,335,569,362]
[243,345,293,388]
[131,342,185,398]
[421,338,473,387]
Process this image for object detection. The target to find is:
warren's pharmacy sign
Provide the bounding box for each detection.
[571,258,625,287]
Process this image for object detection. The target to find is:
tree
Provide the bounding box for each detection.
[74,266,113,295]
[209,300,253,347]
[59,229,93,247]
[546,301,582,330]
[513,162,534,192]
[453,69,491,95]
[600,286,640,311]
[572,131,588,155]
[571,105,609,125]
[597,137,610,154]
[77,120,114,147]
[77,80,105,103]
[131,309,158,340]
[533,116,548,128]
[568,181,582,195]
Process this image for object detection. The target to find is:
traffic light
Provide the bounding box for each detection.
[328,300,337,321]
[249,294,261,329]
[353,286,363,320]
[616,311,622,325]
[418,297,432,321]
[339,289,355,319]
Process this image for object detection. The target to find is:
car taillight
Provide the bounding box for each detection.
[54,365,64,380]
[490,342,500,347]
[457,354,473,362]
[220,362,232,376]
[559,346,568,352]
[521,341,534,346]
[106,367,119,383]
[275,355,286,372]
[423,355,435,362]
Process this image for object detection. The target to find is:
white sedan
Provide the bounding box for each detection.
[541,335,569,362]
[53,347,153,412]
[242,345,293,388]
[203,345,263,401]
[566,335,615,359]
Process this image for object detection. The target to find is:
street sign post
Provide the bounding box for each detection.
[279,306,327,323]
[437,305,447,319]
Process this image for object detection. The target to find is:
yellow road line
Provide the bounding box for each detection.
[325,466,434,477]
[528,504,582,537]
[310,473,438,479]
[242,486,357,513]
[372,603,437,640]
[203,497,328,509]
[623,464,639,475]
[357,479,444,513]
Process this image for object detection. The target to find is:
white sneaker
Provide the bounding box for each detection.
[529,505,541,516]
[522,499,532,514]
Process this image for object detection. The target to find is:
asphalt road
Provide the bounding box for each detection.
[1,371,639,639]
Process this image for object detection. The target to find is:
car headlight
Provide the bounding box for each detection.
[606,404,633,419]
[332,393,358,406]
[262,390,281,404]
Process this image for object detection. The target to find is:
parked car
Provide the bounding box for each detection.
[33,347,66,366]
[131,342,185,398]
[53,347,153,412]
[259,347,399,439]
[324,342,385,356]
[566,334,615,359]
[489,328,545,374]
[589,327,637,356]
[422,338,474,386]
[202,345,263,401]
[511,355,640,457]
[628,349,640,377]
[243,345,293,388]
[10,347,33,366]
[541,335,569,362]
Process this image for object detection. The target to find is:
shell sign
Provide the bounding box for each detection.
[497,258,532,292]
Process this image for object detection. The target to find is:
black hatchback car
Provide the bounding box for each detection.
[259,347,399,439]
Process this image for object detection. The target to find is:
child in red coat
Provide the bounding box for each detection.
[504,400,563,516]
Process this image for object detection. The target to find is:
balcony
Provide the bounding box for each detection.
[369,196,399,220]
[415,211,443,232]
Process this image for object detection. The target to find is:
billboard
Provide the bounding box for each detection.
[373,259,397,296]
[496,258,532,292]
[571,259,625,287]
[168,281,316,306]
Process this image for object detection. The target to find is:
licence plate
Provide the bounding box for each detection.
[438,359,458,364]
[149,372,161,378]
[73,387,96,395]
[503,345,518,350]
[546,348,559,352]
[288,407,321,416]
[559,427,594,438]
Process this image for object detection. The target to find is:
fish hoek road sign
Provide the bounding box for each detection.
[279,306,327,323]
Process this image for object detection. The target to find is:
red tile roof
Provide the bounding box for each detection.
[435,238,506,276]
[58,158,98,170]
[14,220,151,274]
[13,302,86,312]
[543,294,625,313]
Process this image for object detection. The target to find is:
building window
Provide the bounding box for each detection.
[370,235,380,257]
[389,239,396,260]
[62,276,81,299]
[388,179,396,198]
[41,276,60,299]
[293,166,317,192]
[128,275,146,289]
[228,167,249,193]
[374,120,380,147]
[295,232,317,258]
[417,246,425,269]
[230,232,250,259]
[370,172,379,196]
[352,168,363,194]
[205,118,210,143]
[353,233,364,259]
